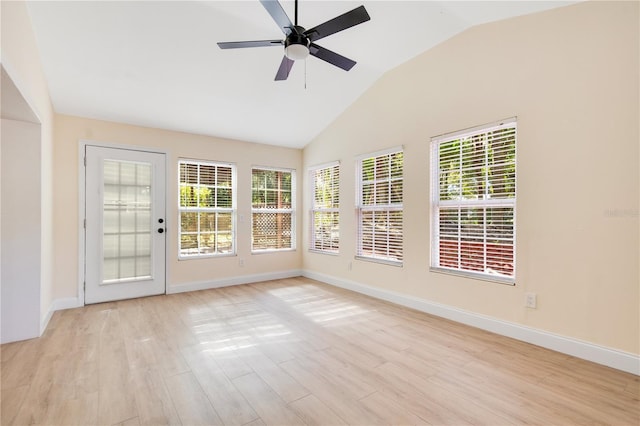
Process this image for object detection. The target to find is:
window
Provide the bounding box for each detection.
[431,118,516,283]
[356,148,403,265]
[251,167,295,251]
[179,160,235,258]
[310,162,340,253]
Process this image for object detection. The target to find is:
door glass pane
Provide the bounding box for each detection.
[102,159,153,284]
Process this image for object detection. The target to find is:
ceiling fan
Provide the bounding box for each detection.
[217,0,371,81]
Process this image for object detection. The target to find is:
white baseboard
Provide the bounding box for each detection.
[40,297,83,335]
[36,270,638,375]
[40,306,54,336]
[36,270,301,336]
[302,270,640,376]
[167,269,303,294]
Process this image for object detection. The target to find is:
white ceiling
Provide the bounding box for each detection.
[26,1,573,148]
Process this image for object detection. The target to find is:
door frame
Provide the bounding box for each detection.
[78,139,170,306]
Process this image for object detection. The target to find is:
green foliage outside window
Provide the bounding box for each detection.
[252,170,292,209]
[358,151,403,262]
[179,161,234,256]
[361,152,403,206]
[251,168,295,250]
[438,128,516,201]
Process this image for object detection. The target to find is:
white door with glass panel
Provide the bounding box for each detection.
[85,146,166,304]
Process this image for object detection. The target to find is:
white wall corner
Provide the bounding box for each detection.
[167,269,303,294]
[302,270,640,376]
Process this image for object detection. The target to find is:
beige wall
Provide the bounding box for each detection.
[303,1,639,355]
[53,115,302,299]
[1,0,56,325]
[5,0,638,359]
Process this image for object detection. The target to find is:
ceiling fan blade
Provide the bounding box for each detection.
[275,56,294,81]
[304,5,370,43]
[260,0,294,35]
[217,40,283,49]
[309,44,356,71]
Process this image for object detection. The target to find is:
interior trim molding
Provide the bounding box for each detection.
[167,269,303,294]
[37,270,301,336]
[302,270,640,375]
[40,297,83,335]
[40,306,54,336]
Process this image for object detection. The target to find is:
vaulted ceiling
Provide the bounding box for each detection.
[26,1,573,148]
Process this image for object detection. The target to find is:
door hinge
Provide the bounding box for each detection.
[84,156,87,167]
[84,219,86,229]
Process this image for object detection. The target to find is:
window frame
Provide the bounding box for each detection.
[309,161,340,255]
[178,159,237,260]
[355,146,404,266]
[430,117,517,284]
[251,166,297,253]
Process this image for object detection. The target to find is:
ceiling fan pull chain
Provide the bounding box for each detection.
[304,58,307,90]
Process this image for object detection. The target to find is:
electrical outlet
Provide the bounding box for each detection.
[525,292,537,309]
[348,261,352,271]
[239,258,245,267]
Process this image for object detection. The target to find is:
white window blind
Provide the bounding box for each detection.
[179,160,236,258]
[431,118,516,283]
[356,148,403,265]
[310,162,340,253]
[252,167,296,251]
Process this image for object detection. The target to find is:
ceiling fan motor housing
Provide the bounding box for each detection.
[285,27,310,60]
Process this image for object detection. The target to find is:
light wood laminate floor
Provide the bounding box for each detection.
[2,277,638,425]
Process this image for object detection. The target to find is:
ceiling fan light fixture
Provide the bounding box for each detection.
[284,32,310,60]
[285,43,309,60]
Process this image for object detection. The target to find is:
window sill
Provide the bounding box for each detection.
[251,248,297,255]
[429,266,515,285]
[355,255,403,267]
[309,249,340,256]
[178,252,237,261]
